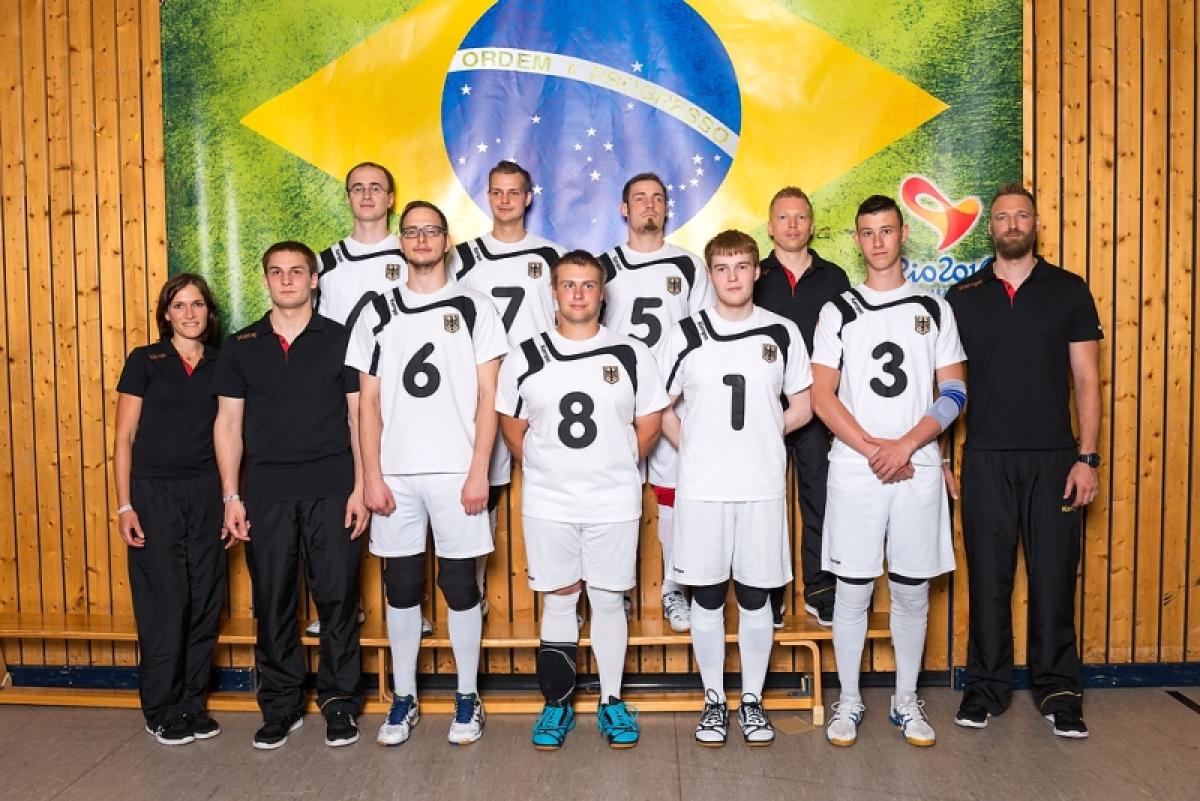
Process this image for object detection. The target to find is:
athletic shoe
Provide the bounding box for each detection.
[772,599,785,630]
[662,590,690,633]
[803,597,834,627]
[737,694,775,746]
[954,701,989,729]
[826,697,865,747]
[890,694,935,746]
[421,615,434,638]
[448,692,485,745]
[624,594,633,622]
[694,688,728,747]
[305,607,368,637]
[597,696,640,748]
[325,710,359,747]
[377,694,419,746]
[1045,710,1089,739]
[531,703,575,750]
[145,716,195,746]
[253,713,303,750]
[182,712,221,739]
[480,595,489,620]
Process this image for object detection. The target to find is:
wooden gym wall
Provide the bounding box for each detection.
[0,0,1197,682]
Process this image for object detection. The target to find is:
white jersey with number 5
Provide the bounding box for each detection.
[452,232,562,347]
[497,327,668,523]
[660,306,812,502]
[811,282,965,467]
[345,282,508,475]
[600,243,713,487]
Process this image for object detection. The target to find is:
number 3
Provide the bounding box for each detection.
[870,341,908,398]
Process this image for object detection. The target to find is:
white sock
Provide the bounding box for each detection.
[658,504,682,595]
[386,604,422,698]
[587,586,629,700]
[689,600,726,701]
[888,579,930,700]
[448,604,482,695]
[737,603,775,699]
[832,579,874,701]
[540,590,581,643]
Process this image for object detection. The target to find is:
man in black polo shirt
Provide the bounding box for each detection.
[753,186,850,627]
[945,183,1102,739]
[215,241,369,750]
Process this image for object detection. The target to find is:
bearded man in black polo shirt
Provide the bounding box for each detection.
[215,241,369,750]
[753,186,850,627]
[946,183,1102,739]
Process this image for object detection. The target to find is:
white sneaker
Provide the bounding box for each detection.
[826,697,865,747]
[662,591,690,633]
[448,692,485,744]
[737,693,774,746]
[694,688,728,747]
[420,615,433,637]
[890,694,935,746]
[377,694,419,746]
[305,606,367,637]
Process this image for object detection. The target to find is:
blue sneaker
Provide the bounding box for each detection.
[597,696,640,748]
[531,703,575,750]
[377,694,419,746]
[448,692,485,745]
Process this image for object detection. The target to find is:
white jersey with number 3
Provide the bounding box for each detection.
[811,282,966,466]
[345,282,508,475]
[661,306,812,502]
[496,327,668,523]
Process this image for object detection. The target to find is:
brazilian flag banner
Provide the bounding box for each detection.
[163,0,1021,329]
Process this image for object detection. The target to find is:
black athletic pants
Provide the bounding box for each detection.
[128,473,225,726]
[960,448,1084,715]
[244,496,364,720]
[790,416,835,601]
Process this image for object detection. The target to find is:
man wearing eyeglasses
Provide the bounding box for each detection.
[346,201,508,747]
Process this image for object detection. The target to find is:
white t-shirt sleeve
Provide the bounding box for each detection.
[472,298,511,364]
[495,343,525,417]
[935,297,967,368]
[689,263,715,313]
[782,322,814,394]
[657,323,688,397]
[810,301,844,370]
[344,303,380,375]
[632,340,670,416]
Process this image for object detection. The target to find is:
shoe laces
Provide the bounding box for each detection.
[831,699,865,723]
[893,696,928,725]
[600,699,638,733]
[454,693,478,724]
[739,695,768,727]
[387,695,415,725]
[664,592,686,616]
[699,689,727,728]
[535,704,571,733]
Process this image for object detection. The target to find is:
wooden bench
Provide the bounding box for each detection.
[0,611,893,725]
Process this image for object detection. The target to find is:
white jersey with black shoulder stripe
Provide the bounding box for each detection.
[316,235,408,330]
[452,231,562,348]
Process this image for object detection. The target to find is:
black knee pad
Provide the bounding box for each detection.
[733,581,770,611]
[536,641,578,706]
[691,581,728,610]
[382,555,425,608]
[838,575,874,586]
[436,557,481,611]
[887,572,927,587]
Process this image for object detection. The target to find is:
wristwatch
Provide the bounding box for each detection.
[1077,453,1101,468]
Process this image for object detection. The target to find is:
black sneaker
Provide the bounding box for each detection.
[954,702,989,729]
[771,598,785,629]
[253,713,304,750]
[325,710,360,747]
[145,716,195,746]
[804,596,834,627]
[1045,710,1089,739]
[182,712,221,739]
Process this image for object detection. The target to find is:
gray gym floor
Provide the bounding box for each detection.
[2,687,1198,801]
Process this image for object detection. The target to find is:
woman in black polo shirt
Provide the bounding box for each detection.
[114,273,226,746]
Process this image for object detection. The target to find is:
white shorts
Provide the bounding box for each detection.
[670,497,792,588]
[522,517,639,592]
[821,460,955,579]
[487,435,511,487]
[369,473,494,559]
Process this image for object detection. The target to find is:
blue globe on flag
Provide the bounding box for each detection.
[441,0,742,253]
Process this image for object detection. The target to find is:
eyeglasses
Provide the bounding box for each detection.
[400,225,447,239]
[349,183,388,196]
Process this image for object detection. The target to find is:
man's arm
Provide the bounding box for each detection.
[634,410,664,460]
[358,372,395,516]
[866,362,966,483]
[463,358,501,515]
[811,364,875,458]
[782,388,812,434]
[1064,339,1101,507]
[344,391,368,538]
[499,414,529,463]
[661,395,681,449]
[214,396,248,547]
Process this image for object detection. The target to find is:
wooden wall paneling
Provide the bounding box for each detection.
[485,484,513,675]
[115,0,150,346]
[507,467,535,675]
[1186,0,1200,664]
[636,489,665,674]
[1081,0,1117,664]
[1160,0,1196,664]
[1108,0,1144,664]
[1133,0,1169,663]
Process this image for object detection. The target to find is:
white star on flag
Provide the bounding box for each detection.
[667,184,675,191]
[573,143,583,151]
[625,102,634,110]
[461,84,472,95]
[690,177,699,187]
[668,198,676,207]
[533,185,543,195]
[457,156,466,165]
[476,142,488,153]
[586,156,593,162]
[531,115,541,124]
[495,138,502,144]
[695,167,704,176]
[631,61,643,72]
[587,127,596,137]
[692,154,703,165]
[603,142,613,151]
[589,170,601,181]
[714,155,722,161]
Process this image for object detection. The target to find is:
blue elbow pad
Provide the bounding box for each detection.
[928,378,967,431]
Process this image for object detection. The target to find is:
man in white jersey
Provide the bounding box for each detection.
[600,172,714,633]
[659,230,812,747]
[346,201,508,747]
[811,195,966,748]
[454,160,563,615]
[497,250,667,751]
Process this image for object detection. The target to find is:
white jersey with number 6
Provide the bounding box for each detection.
[345,282,508,475]
[811,282,966,467]
[497,327,668,523]
[452,231,563,347]
[660,306,812,502]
